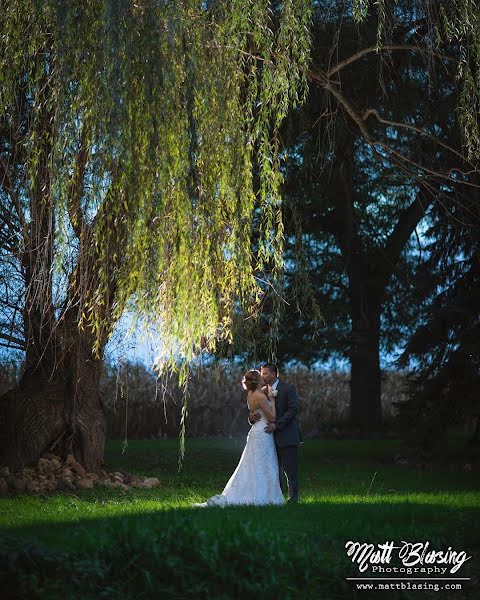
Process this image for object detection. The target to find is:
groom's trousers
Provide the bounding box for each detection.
[276,445,299,502]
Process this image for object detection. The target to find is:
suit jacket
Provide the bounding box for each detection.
[273,380,302,447]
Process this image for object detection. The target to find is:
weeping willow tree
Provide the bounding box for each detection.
[0,0,312,470]
[353,0,480,164]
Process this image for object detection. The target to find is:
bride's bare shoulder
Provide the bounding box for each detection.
[249,389,268,406]
[247,389,263,408]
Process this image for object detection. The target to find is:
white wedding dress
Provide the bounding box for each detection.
[194,400,285,507]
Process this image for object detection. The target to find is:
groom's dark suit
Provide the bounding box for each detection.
[273,380,302,502]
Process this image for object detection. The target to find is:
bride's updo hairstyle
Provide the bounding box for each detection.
[242,369,262,392]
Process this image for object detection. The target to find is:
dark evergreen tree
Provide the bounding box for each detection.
[396,186,480,454]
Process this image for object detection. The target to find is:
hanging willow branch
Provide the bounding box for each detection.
[0,0,313,372]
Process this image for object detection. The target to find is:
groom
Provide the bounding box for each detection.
[249,363,302,503]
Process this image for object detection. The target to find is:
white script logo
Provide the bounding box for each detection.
[345,541,472,575]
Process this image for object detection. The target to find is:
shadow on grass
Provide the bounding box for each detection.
[2,494,479,548]
[1,499,479,600]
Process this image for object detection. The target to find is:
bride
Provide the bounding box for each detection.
[194,369,285,507]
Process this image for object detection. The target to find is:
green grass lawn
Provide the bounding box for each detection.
[1,438,479,599]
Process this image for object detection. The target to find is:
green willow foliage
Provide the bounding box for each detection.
[0,0,313,368]
[438,0,480,163]
[352,0,480,163]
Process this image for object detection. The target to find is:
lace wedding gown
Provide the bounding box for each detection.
[195,400,285,507]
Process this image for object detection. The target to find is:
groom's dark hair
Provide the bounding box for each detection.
[261,363,278,376]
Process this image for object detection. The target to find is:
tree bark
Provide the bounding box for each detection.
[0,323,106,473]
[332,134,384,433]
[349,296,383,431]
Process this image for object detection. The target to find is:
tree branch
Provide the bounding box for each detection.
[0,155,13,195]
[308,69,377,147]
[307,70,479,190]
[376,141,480,189]
[380,191,434,288]
[67,125,89,238]
[362,108,476,170]
[0,331,26,349]
[325,44,456,78]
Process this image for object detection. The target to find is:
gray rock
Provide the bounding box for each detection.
[37,458,54,474]
[65,453,76,465]
[12,478,27,492]
[57,478,75,491]
[131,481,149,489]
[50,458,62,471]
[112,481,129,491]
[97,478,116,488]
[142,477,160,488]
[70,462,86,477]
[57,467,73,478]
[24,479,35,494]
[43,479,58,492]
[0,478,8,495]
[75,478,94,490]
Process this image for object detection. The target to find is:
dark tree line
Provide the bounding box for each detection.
[396,187,480,451]
[237,0,480,445]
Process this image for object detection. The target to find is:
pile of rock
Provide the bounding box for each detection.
[0,452,160,495]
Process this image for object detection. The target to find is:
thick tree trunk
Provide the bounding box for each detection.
[332,134,384,435]
[349,302,383,432]
[61,330,106,471]
[332,132,428,435]
[0,380,66,471]
[0,329,106,473]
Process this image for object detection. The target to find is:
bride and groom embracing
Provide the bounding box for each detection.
[195,363,302,507]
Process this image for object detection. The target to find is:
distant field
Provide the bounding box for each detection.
[1,438,479,598]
